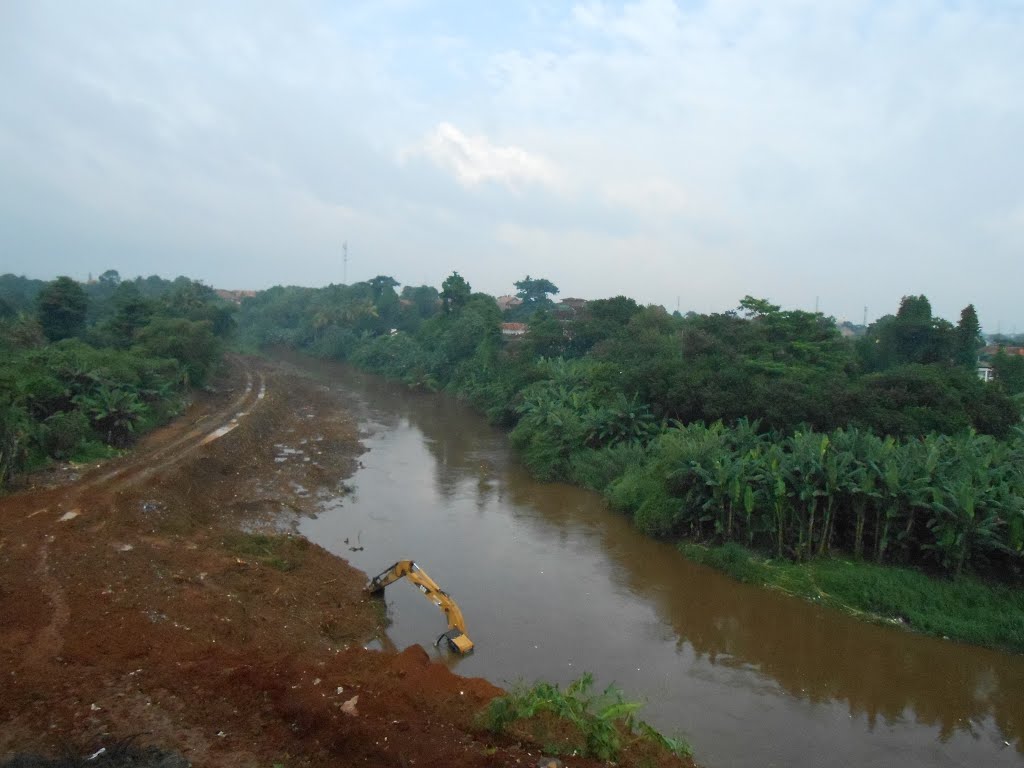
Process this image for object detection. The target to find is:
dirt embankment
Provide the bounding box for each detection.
[0,357,691,768]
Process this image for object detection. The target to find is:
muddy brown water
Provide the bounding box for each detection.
[290,357,1024,768]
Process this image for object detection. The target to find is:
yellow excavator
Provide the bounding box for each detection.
[365,560,475,654]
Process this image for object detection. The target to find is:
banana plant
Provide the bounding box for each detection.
[763,444,792,558]
[874,437,902,564]
[895,436,942,562]
[817,430,853,556]
[842,428,883,560]
[694,456,730,538]
[742,478,759,548]
[583,393,658,448]
[73,383,146,447]
[923,432,1005,575]
[786,431,822,561]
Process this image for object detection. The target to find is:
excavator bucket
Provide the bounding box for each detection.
[441,628,474,654]
[364,560,475,654]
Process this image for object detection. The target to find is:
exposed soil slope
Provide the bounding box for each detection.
[0,357,692,768]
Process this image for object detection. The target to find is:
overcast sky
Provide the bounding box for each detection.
[2,1,1023,328]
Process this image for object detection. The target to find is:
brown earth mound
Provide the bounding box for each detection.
[0,357,692,768]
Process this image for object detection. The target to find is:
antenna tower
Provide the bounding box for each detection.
[343,241,348,285]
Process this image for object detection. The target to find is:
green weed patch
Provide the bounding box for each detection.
[480,673,691,762]
[222,532,310,572]
[681,542,1024,653]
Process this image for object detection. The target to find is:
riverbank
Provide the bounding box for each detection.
[680,542,1024,653]
[306,341,1024,656]
[0,357,692,768]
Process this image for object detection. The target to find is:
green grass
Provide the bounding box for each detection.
[70,440,122,463]
[680,542,1024,653]
[479,673,691,762]
[222,532,310,572]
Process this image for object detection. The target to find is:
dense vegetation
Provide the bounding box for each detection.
[0,271,233,489]
[235,273,1024,592]
[482,672,691,761]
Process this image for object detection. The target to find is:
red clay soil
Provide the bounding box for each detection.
[0,357,694,768]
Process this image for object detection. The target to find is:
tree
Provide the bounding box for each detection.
[400,285,441,319]
[0,314,45,350]
[0,399,31,489]
[440,272,471,315]
[954,304,983,368]
[0,273,44,314]
[105,283,154,348]
[98,269,121,287]
[135,317,220,386]
[992,350,1024,396]
[36,276,89,341]
[859,295,955,370]
[892,295,954,365]
[364,276,401,331]
[567,296,641,356]
[368,275,399,301]
[514,276,559,309]
[524,309,567,358]
[737,296,781,319]
[161,279,235,337]
[87,269,123,310]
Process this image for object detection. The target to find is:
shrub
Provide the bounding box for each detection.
[0,401,32,488]
[41,410,91,459]
[568,443,647,492]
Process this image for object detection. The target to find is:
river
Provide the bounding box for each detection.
[292,358,1024,768]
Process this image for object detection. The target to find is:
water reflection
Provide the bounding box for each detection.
[286,355,1024,767]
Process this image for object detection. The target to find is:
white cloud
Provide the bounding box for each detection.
[404,122,559,190]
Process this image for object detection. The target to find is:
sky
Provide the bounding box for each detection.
[1,1,1023,329]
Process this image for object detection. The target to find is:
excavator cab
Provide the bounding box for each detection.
[365,560,475,654]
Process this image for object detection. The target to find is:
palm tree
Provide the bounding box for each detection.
[74,384,146,447]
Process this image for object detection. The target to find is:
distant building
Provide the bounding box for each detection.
[837,321,866,338]
[501,322,528,337]
[981,345,1024,358]
[215,289,258,304]
[559,297,588,311]
[495,295,523,312]
[977,361,995,383]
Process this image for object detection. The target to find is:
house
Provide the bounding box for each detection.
[215,289,258,304]
[559,297,588,311]
[837,321,865,338]
[981,345,1024,358]
[977,362,995,383]
[495,295,523,312]
[501,322,528,337]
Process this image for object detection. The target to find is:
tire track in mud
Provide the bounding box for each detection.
[38,356,268,519]
[20,357,269,686]
[103,368,266,493]
[24,541,69,670]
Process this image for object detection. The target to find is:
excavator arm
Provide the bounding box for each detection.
[365,560,475,654]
